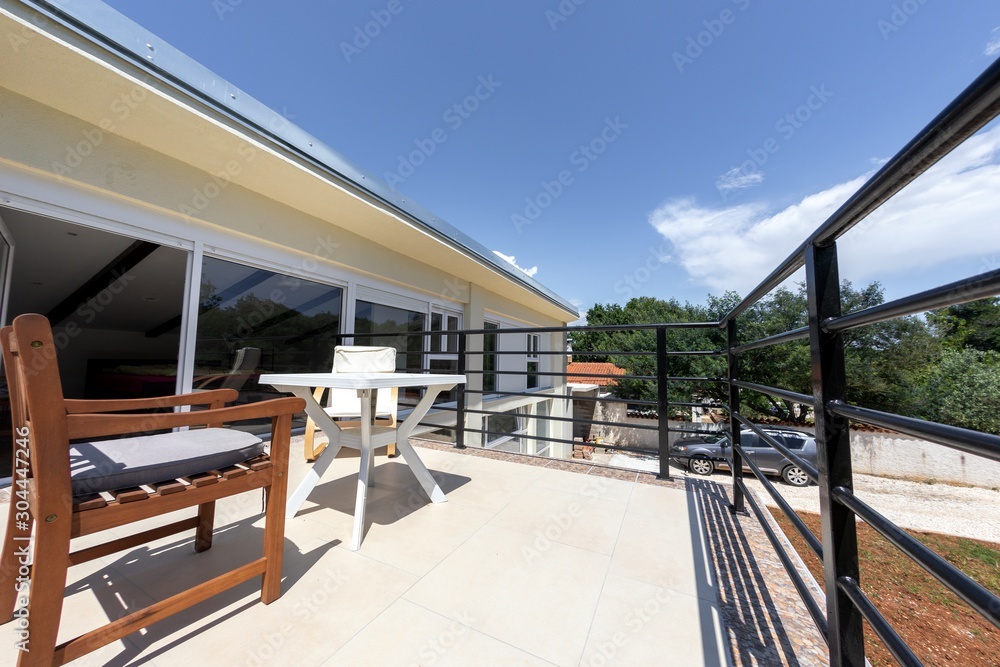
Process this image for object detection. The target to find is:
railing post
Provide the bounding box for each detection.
[805,242,863,667]
[727,318,745,514]
[456,331,467,449]
[655,326,671,480]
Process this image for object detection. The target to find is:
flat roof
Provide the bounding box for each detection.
[19,0,578,317]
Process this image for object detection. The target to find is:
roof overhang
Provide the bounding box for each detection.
[0,0,579,320]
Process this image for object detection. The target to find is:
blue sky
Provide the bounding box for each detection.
[102,0,1000,320]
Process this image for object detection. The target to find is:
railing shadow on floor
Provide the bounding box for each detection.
[686,476,815,667]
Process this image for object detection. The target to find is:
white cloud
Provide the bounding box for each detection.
[986,26,1000,56]
[493,250,538,277]
[715,166,764,193]
[651,124,1000,296]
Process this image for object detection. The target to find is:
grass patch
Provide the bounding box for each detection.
[771,510,999,666]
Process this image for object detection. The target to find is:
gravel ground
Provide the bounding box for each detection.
[606,453,1000,544]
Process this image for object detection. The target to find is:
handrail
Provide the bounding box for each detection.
[824,268,1000,333]
[725,57,1000,322]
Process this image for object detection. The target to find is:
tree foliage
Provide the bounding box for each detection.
[572,285,1000,433]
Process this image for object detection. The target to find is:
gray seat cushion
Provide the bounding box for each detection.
[70,428,265,496]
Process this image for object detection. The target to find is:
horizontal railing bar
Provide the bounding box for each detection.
[724,57,1000,323]
[463,389,659,406]
[470,370,727,383]
[473,322,722,336]
[669,425,727,435]
[664,350,725,356]
[473,429,661,457]
[669,401,729,410]
[668,377,728,383]
[480,350,655,356]
[731,327,810,355]
[827,401,1000,463]
[471,349,723,357]
[736,478,830,640]
[461,408,661,432]
[469,370,655,381]
[732,380,815,407]
[831,485,1000,629]
[733,413,820,482]
[837,577,921,667]
[825,268,1000,333]
[733,442,823,559]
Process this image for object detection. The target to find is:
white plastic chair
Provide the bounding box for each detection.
[303,346,399,461]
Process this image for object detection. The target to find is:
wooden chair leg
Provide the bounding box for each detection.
[0,490,32,621]
[261,414,291,604]
[304,416,318,462]
[17,519,71,667]
[195,502,216,553]
[387,442,397,458]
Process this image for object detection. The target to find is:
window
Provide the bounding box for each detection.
[196,256,343,429]
[484,408,527,451]
[483,321,498,392]
[526,333,540,389]
[428,309,461,402]
[430,311,460,353]
[354,299,425,402]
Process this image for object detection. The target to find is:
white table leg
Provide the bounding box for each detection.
[394,384,455,504]
[350,389,374,550]
[279,385,345,518]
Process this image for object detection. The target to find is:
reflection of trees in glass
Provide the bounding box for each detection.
[354,301,425,372]
[196,279,342,379]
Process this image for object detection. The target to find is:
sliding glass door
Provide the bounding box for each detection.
[195,257,343,416]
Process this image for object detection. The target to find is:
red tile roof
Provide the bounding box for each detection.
[566,361,626,386]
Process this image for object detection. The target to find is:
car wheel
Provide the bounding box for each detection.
[689,456,715,476]
[782,465,810,487]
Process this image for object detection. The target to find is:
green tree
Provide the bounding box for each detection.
[928,297,1000,352]
[573,282,937,425]
[914,348,1000,433]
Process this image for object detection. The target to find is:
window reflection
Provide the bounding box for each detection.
[196,258,343,421]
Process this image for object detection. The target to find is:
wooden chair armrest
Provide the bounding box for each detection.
[65,389,239,414]
[66,396,306,439]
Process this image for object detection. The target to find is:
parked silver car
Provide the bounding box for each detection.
[670,427,816,487]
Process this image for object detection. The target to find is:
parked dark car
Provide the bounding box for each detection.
[670,427,816,486]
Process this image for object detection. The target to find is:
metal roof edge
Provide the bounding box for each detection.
[17,0,580,318]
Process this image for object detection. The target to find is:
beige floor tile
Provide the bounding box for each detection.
[345,499,494,576]
[326,598,553,666]
[488,485,627,555]
[580,573,730,667]
[108,538,418,665]
[531,468,635,504]
[626,482,693,518]
[404,523,609,666]
[610,511,718,603]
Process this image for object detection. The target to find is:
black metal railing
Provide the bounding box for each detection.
[344,322,727,477]
[715,56,1000,666]
[319,56,1000,667]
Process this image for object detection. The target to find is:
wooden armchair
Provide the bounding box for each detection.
[0,314,305,667]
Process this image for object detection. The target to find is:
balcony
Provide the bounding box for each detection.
[0,436,828,666]
[2,19,1000,667]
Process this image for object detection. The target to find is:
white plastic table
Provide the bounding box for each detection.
[261,372,465,550]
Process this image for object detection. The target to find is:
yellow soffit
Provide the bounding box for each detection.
[0,5,576,321]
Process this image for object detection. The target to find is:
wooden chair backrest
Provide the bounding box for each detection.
[1,315,73,512]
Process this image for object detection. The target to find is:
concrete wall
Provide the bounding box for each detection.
[850,432,1000,488]
[588,410,1000,488]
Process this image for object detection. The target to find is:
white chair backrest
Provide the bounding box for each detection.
[326,345,398,417]
[333,345,396,373]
